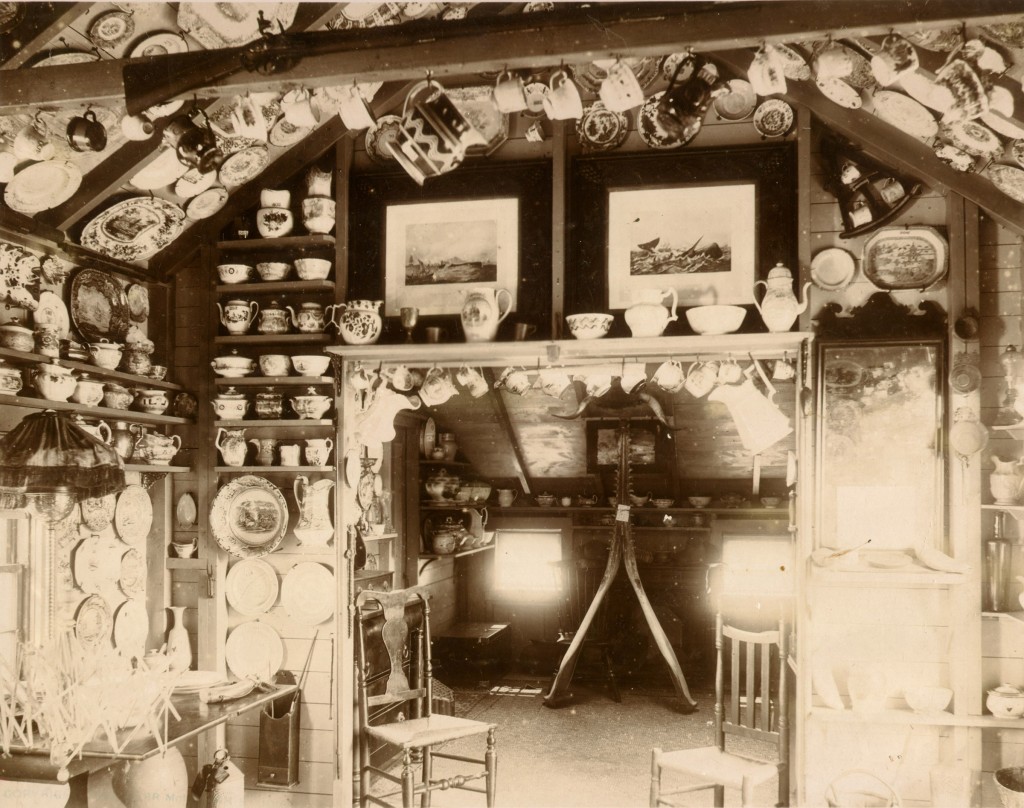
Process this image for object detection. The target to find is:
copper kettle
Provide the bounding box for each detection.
[163,112,223,173]
[656,54,727,142]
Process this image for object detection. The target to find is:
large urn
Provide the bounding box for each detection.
[460,287,512,342]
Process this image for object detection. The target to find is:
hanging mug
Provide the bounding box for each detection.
[652,359,686,393]
[419,367,458,406]
[493,69,528,113]
[494,366,531,396]
[598,59,644,112]
[455,365,489,398]
[619,363,647,395]
[684,360,719,398]
[14,116,54,161]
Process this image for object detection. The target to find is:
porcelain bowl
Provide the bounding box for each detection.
[0,322,35,352]
[988,686,1024,718]
[256,261,291,282]
[258,354,291,377]
[294,258,332,280]
[292,355,331,376]
[211,354,256,377]
[904,685,952,713]
[653,498,675,509]
[688,496,712,508]
[217,263,253,284]
[566,313,613,340]
[629,494,650,507]
[685,305,746,335]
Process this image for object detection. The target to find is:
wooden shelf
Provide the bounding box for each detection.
[419,545,495,560]
[1,394,193,425]
[166,558,205,570]
[809,705,1024,730]
[0,346,186,391]
[215,334,333,346]
[213,419,333,429]
[214,375,332,387]
[214,279,335,295]
[362,533,396,542]
[215,235,335,252]
[124,464,190,473]
[215,466,334,473]
[810,564,966,586]
[991,425,1024,441]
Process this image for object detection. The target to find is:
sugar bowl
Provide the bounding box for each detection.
[290,387,332,419]
[212,387,249,420]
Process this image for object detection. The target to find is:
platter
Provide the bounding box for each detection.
[576,101,629,152]
[130,31,188,59]
[420,416,437,458]
[218,145,270,186]
[126,283,149,322]
[226,558,279,616]
[178,2,298,50]
[752,99,794,138]
[174,168,217,199]
[70,269,131,342]
[176,492,197,529]
[815,77,862,109]
[637,91,699,149]
[862,226,948,290]
[871,91,937,140]
[281,562,335,626]
[118,548,146,599]
[74,595,112,649]
[185,186,229,221]
[88,10,135,50]
[210,475,288,559]
[80,197,186,263]
[173,670,228,694]
[810,248,856,291]
[113,598,148,658]
[939,120,1002,159]
[115,484,153,545]
[987,165,1024,204]
[364,115,402,163]
[268,118,311,148]
[33,290,70,338]
[80,493,116,532]
[4,160,82,215]
[225,620,284,680]
[129,149,190,191]
[31,50,99,68]
[448,86,510,155]
[712,79,756,121]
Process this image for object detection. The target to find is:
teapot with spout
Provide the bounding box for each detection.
[753,263,810,332]
[624,288,678,337]
[460,287,512,342]
[287,301,334,334]
[133,431,182,465]
[217,299,258,335]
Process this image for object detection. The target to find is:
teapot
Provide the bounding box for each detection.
[162,113,222,173]
[460,287,512,343]
[624,288,678,337]
[133,432,181,465]
[753,263,810,333]
[33,361,76,401]
[215,427,248,466]
[287,302,334,334]
[217,299,258,335]
[423,515,471,554]
[257,300,290,335]
[331,300,382,346]
[656,54,727,143]
[71,415,111,445]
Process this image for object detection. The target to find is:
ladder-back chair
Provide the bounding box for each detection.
[355,587,497,808]
[650,613,789,807]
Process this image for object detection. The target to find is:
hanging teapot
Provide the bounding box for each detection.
[753,263,810,332]
[656,54,727,143]
[624,288,678,337]
[460,287,512,342]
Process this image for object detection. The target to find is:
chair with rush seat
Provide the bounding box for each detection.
[650,613,789,807]
[355,587,497,808]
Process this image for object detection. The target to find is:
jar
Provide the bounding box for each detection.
[0,359,22,395]
[122,339,155,376]
[71,372,105,407]
[255,389,283,420]
[88,339,124,370]
[135,388,169,415]
[439,432,458,461]
[257,300,290,335]
[103,382,134,410]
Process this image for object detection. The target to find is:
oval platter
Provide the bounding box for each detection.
[987,165,1024,204]
[80,493,116,532]
[70,268,132,342]
[218,145,270,187]
[210,475,288,559]
[225,558,279,617]
[225,620,284,680]
[815,77,862,109]
[940,120,1002,159]
[118,547,146,599]
[871,90,937,140]
[115,484,153,545]
[281,562,335,626]
[74,594,112,649]
[862,226,948,290]
[4,160,83,215]
[30,49,99,68]
[80,197,186,262]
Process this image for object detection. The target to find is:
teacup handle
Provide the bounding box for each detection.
[323,438,334,453]
[495,289,513,323]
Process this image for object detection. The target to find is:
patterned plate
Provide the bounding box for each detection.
[218,145,269,186]
[119,547,146,598]
[1012,140,1024,170]
[521,82,550,119]
[268,117,311,147]
[775,43,812,80]
[74,535,122,594]
[115,484,153,544]
[174,168,217,199]
[80,197,186,262]
[75,594,112,650]
[576,101,629,151]
[753,99,794,138]
[81,493,116,532]
[113,598,148,658]
[872,90,937,140]
[88,10,135,50]
[70,268,131,343]
[987,165,1024,204]
[225,620,284,680]
[178,2,298,50]
[126,282,149,322]
[637,91,699,149]
[940,120,1002,159]
[863,226,948,290]
[31,50,99,68]
[33,290,70,338]
[364,115,402,163]
[225,558,279,617]
[185,186,229,221]
[130,31,188,58]
[903,26,963,52]
[210,475,288,559]
[712,79,756,121]
[815,77,862,109]
[281,562,335,626]
[4,160,82,214]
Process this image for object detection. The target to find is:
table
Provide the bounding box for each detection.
[0,684,297,808]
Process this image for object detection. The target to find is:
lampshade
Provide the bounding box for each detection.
[0,410,125,501]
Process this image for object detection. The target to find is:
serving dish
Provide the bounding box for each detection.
[119,547,146,598]
[281,562,335,625]
[987,165,1024,204]
[685,305,745,335]
[173,670,229,694]
[871,90,937,140]
[218,145,270,187]
[810,248,856,291]
[74,594,112,649]
[115,484,153,545]
[4,160,83,215]
[225,558,279,616]
[939,120,1002,159]
[30,49,99,68]
[225,620,284,680]
[80,197,186,262]
[186,186,229,221]
[815,77,862,109]
[210,475,289,559]
[113,598,148,659]
[862,226,948,290]
[71,268,132,343]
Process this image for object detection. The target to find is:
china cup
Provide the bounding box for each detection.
[543,69,584,120]
[281,88,321,128]
[683,360,719,398]
[619,363,647,395]
[456,365,489,398]
[598,59,645,112]
[494,69,529,113]
[652,359,686,393]
[535,367,573,399]
[494,366,531,396]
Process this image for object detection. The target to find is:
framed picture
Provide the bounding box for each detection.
[816,339,946,553]
[586,420,668,474]
[384,197,519,316]
[568,144,797,319]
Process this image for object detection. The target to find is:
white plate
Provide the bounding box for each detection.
[218,145,269,187]
[810,248,856,291]
[186,186,229,221]
[987,165,1024,204]
[268,117,311,147]
[130,31,188,59]
[225,621,284,680]
[88,10,135,49]
[130,149,190,190]
[712,79,756,121]
[421,416,436,458]
[210,475,288,558]
[74,535,122,594]
[118,547,146,598]
[753,99,794,138]
[344,449,362,488]
[815,78,862,109]
[872,90,937,139]
[33,290,70,338]
[174,168,218,199]
[4,160,82,214]
[113,598,148,658]
[226,558,279,617]
[173,670,228,693]
[80,197,186,263]
[74,594,112,649]
[281,562,335,626]
[115,484,153,545]
[178,2,298,50]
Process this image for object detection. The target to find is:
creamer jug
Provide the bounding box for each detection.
[460,287,512,342]
[624,288,678,337]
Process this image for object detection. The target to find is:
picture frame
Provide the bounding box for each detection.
[568,144,797,320]
[384,197,519,316]
[816,339,946,553]
[586,420,668,474]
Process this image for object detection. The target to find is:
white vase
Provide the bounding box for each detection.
[166,606,191,672]
[113,745,188,808]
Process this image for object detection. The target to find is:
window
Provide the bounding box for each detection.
[492,529,562,601]
[0,515,29,674]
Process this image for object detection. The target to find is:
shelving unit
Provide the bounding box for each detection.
[0,346,188,392]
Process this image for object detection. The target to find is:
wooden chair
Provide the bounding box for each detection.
[355,587,497,808]
[650,613,789,807]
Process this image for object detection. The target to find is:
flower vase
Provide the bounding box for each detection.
[166,606,191,672]
[113,746,188,808]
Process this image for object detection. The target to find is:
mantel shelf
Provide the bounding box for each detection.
[215,466,334,473]
[214,376,332,387]
[808,706,1024,729]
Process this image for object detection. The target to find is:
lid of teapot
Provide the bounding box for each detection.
[767,262,793,280]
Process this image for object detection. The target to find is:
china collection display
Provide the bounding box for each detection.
[210,475,289,558]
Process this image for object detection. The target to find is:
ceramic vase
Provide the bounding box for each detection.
[166,606,191,672]
[113,746,188,808]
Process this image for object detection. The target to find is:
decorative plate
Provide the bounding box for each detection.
[173,670,228,694]
[281,562,335,626]
[268,118,311,147]
[576,101,629,151]
[934,144,975,173]
[178,2,298,50]
[74,594,112,649]
[81,197,185,263]
[336,2,402,27]
[174,168,217,199]
[522,82,550,119]
[420,416,437,458]
[118,548,146,598]
[130,31,188,59]
[448,86,510,155]
[126,282,149,322]
[983,21,1024,49]
[71,267,131,343]
[815,78,862,109]
[113,598,148,658]
[185,186,229,221]
[225,620,284,680]
[115,484,153,544]
[31,50,100,68]
[862,226,948,290]
[983,111,1024,141]
[903,27,963,52]
[226,558,279,616]
[712,79,756,121]
[774,43,811,80]
[810,248,856,291]
[940,120,1002,159]
[570,57,659,94]
[218,145,270,187]
[987,165,1024,204]
[344,449,362,488]
[80,493,116,532]
[1012,140,1024,170]
[33,290,70,338]
[4,160,83,214]
[88,10,135,50]
[752,99,794,138]
[637,91,699,149]
[871,90,937,140]
[364,115,402,163]
[176,492,197,529]
[129,149,189,190]
[74,536,122,594]
[210,475,288,559]
[897,70,954,113]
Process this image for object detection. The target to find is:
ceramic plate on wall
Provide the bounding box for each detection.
[281,562,335,625]
[872,90,937,139]
[815,78,862,109]
[118,547,146,599]
[225,620,284,680]
[178,2,298,50]
[862,226,948,290]
[74,594,112,649]
[185,186,229,221]
[33,290,70,338]
[80,197,186,262]
[80,493,116,532]
[218,145,269,186]
[130,31,188,58]
[4,160,82,214]
[115,484,153,544]
[987,165,1024,204]
[753,99,794,138]
[129,148,189,190]
[637,91,699,149]
[225,558,279,616]
[210,475,288,558]
[576,101,629,151]
[113,598,148,658]
[810,248,856,291]
[174,168,218,199]
[126,283,149,322]
[70,268,131,343]
[31,50,99,68]
[940,120,1002,159]
[88,10,135,50]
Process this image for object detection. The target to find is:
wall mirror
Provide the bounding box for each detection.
[816,339,946,554]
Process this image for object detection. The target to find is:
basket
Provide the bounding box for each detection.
[995,767,1024,808]
[825,769,901,807]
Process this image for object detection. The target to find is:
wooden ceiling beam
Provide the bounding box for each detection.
[3,0,1022,112]
[714,50,1024,238]
[0,3,89,68]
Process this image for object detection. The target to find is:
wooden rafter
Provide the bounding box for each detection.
[482,368,534,497]
[0,3,88,68]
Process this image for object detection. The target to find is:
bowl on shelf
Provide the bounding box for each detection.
[653,498,675,509]
[687,496,712,509]
[685,305,746,335]
[760,496,782,509]
[294,257,332,280]
[903,685,952,714]
[988,684,1024,719]
[566,313,613,340]
[217,263,253,284]
[256,261,291,282]
[211,352,256,378]
[629,493,650,507]
[291,355,331,377]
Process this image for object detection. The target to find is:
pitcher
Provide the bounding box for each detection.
[753,263,810,332]
[460,287,512,342]
[293,476,335,547]
[215,427,248,467]
[249,437,278,467]
[624,288,678,337]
